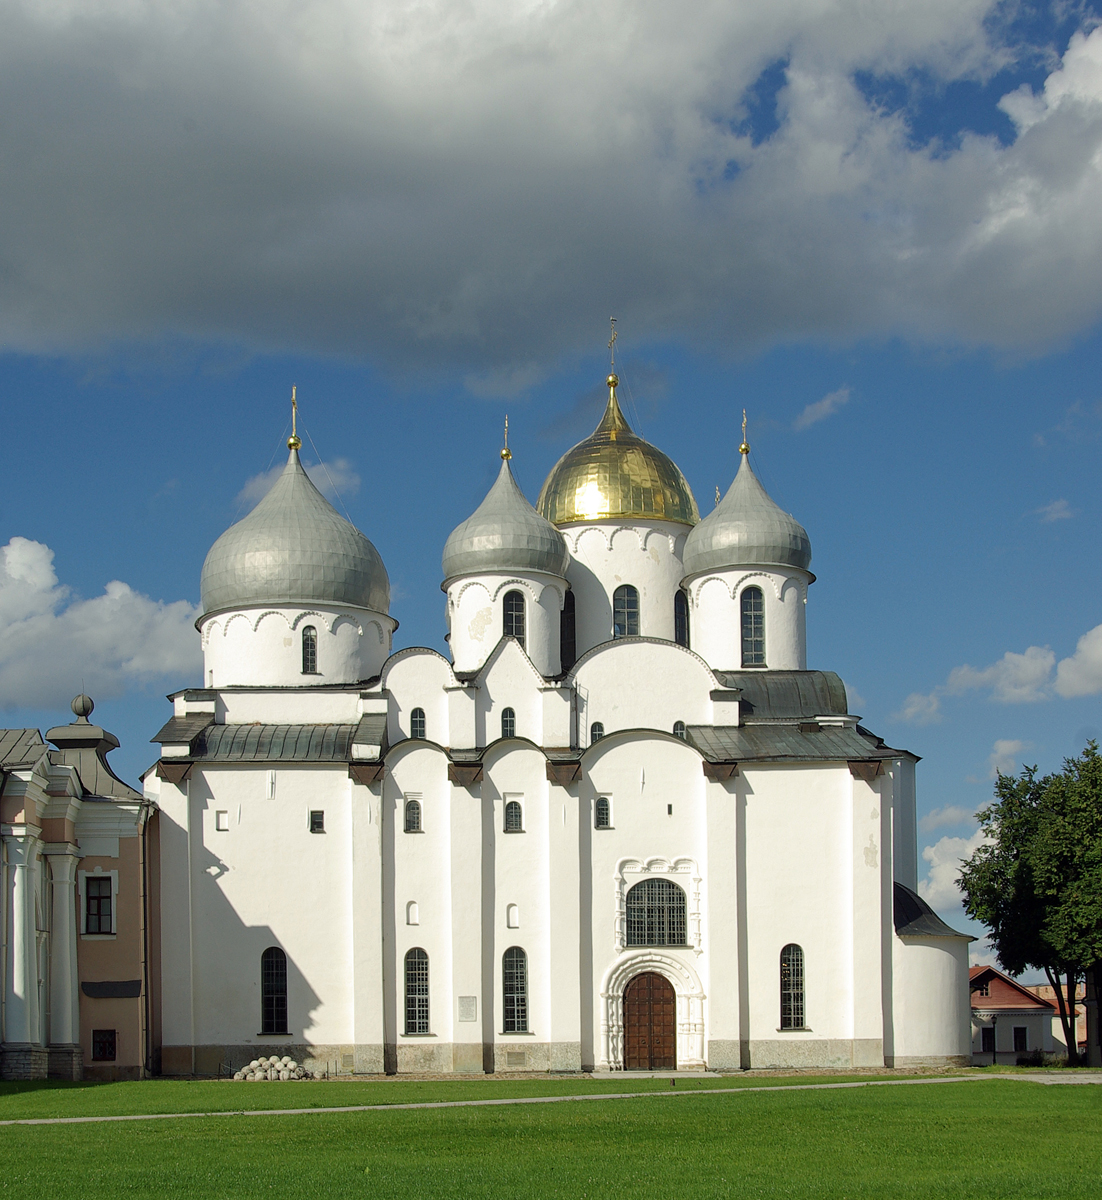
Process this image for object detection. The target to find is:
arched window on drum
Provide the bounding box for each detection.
[741,586,765,667]
[503,590,526,650]
[301,626,318,675]
[613,585,639,638]
[624,879,687,946]
[674,590,690,648]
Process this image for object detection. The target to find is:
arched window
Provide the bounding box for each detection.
[503,590,526,649]
[673,721,686,740]
[560,590,576,671]
[780,944,805,1029]
[590,722,604,744]
[613,585,639,638]
[404,799,422,833]
[674,590,689,647]
[410,708,426,740]
[501,707,516,739]
[261,947,288,1034]
[301,625,318,674]
[406,901,419,926]
[502,947,528,1033]
[595,797,611,829]
[405,948,430,1034]
[506,903,520,929]
[741,586,765,667]
[625,879,687,947]
[504,800,523,832]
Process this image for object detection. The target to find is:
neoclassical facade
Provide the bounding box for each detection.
[146,376,972,1075]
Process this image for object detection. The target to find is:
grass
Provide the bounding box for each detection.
[0,1078,1099,1197]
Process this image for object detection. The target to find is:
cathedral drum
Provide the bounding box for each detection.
[623,972,677,1070]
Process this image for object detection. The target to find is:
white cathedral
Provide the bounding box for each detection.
[147,374,972,1076]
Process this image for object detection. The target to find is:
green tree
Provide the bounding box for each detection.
[958,743,1102,1066]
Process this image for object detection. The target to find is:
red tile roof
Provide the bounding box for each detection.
[969,965,1055,1011]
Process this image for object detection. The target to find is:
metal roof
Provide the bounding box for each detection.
[682,452,811,577]
[893,882,970,939]
[0,728,47,768]
[150,715,214,746]
[687,723,894,763]
[194,724,356,762]
[200,447,389,617]
[443,457,569,582]
[714,670,849,718]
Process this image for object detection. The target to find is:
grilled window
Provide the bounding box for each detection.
[741,587,765,667]
[595,797,611,829]
[503,591,526,649]
[404,799,422,833]
[560,590,576,671]
[86,877,112,934]
[674,590,690,647]
[309,810,325,834]
[302,625,318,674]
[501,707,516,739]
[613,585,639,638]
[673,721,686,740]
[91,1029,117,1061]
[624,879,687,946]
[261,947,288,1035]
[410,708,426,740]
[590,722,604,744]
[780,943,805,1029]
[405,948,430,1034]
[502,947,528,1033]
[504,800,523,832]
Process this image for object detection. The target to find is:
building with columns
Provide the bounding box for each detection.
[143,374,972,1076]
[0,699,156,1080]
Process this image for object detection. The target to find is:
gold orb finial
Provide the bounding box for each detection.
[739,408,749,455]
[288,385,302,450]
[501,414,512,460]
[607,372,619,389]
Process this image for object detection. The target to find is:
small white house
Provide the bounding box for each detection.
[970,966,1056,1064]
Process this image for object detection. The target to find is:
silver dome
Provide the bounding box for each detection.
[200,448,389,616]
[682,453,811,577]
[443,457,569,582]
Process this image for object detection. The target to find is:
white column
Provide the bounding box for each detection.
[45,851,80,1047]
[4,835,41,1045]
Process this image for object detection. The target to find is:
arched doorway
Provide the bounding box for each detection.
[623,972,676,1069]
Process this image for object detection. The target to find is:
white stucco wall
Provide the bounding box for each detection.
[201,605,395,688]
[561,522,691,658]
[445,572,565,677]
[685,569,809,672]
[891,936,972,1064]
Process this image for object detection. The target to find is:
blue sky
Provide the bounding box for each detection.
[2,0,1102,962]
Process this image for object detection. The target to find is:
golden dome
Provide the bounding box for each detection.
[537,375,699,526]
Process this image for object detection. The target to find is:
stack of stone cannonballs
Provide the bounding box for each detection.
[233,1055,316,1081]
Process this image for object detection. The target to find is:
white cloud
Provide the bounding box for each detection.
[238,458,361,507]
[918,804,976,834]
[794,386,850,431]
[920,827,989,912]
[945,645,1056,703]
[893,690,942,725]
[969,935,1001,970]
[1054,622,1102,697]
[2,6,1102,367]
[842,680,866,712]
[0,537,199,709]
[988,737,1029,777]
[1036,498,1073,522]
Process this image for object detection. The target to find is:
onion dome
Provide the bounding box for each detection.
[443,451,569,582]
[200,446,389,617]
[536,374,698,526]
[682,447,811,577]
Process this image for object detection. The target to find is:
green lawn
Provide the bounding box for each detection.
[1,1079,1098,1198]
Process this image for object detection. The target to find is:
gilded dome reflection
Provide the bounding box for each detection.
[537,377,699,527]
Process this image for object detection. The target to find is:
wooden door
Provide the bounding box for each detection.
[623,972,677,1070]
